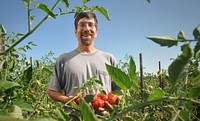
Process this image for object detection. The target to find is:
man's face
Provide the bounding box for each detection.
[75,18,98,46]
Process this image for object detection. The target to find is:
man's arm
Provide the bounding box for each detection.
[48,90,73,103]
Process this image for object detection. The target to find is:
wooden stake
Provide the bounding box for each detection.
[139,53,144,101]
[30,56,32,67]
[0,36,5,52]
[0,36,6,69]
[159,61,163,89]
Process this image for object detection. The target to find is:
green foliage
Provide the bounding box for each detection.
[92,6,110,21]
[146,24,200,120]
[148,88,165,101]
[189,86,200,98]
[0,0,199,120]
[82,0,90,4]
[106,64,132,90]
[13,99,33,112]
[146,0,151,3]
[146,36,178,47]
[168,44,193,85]
[106,56,138,92]
[54,108,70,121]
[193,25,200,40]
[147,25,199,87]
[0,24,6,34]
[61,0,69,10]
[80,98,100,121]
[38,4,56,19]
[0,81,20,90]
[73,1,110,21]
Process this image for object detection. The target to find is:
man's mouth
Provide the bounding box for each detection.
[82,33,92,37]
[82,34,90,37]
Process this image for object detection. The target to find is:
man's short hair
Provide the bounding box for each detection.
[74,11,98,30]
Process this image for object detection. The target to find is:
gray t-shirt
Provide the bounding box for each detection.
[48,49,117,96]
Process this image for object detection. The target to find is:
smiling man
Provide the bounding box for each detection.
[48,11,119,104]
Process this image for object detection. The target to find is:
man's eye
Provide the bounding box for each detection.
[78,22,95,28]
[79,23,85,27]
[88,23,95,27]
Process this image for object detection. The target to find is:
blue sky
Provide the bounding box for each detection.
[1,0,200,74]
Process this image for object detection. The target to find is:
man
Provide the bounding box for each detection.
[48,11,118,104]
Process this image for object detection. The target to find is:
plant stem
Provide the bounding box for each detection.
[28,0,31,32]
[171,108,184,121]
[107,96,200,121]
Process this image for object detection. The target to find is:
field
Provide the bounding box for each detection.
[0,0,200,120]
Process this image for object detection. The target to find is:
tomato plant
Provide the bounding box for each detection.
[1,0,200,121]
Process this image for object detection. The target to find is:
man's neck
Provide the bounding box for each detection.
[76,47,96,53]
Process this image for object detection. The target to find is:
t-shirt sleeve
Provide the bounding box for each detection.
[48,59,62,92]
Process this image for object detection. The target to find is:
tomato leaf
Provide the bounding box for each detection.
[146,0,151,3]
[38,4,56,19]
[92,6,110,21]
[13,99,33,112]
[80,97,100,121]
[23,66,32,84]
[82,0,90,4]
[94,79,103,85]
[54,108,70,121]
[193,25,200,40]
[146,36,178,47]
[194,41,200,57]
[0,24,6,34]
[177,31,187,40]
[106,64,132,90]
[0,81,20,90]
[128,56,137,80]
[74,6,82,18]
[42,67,53,75]
[84,94,94,103]
[180,110,190,121]
[148,88,165,101]
[61,0,69,10]
[8,59,15,72]
[189,86,200,98]
[168,44,193,85]
[128,56,138,92]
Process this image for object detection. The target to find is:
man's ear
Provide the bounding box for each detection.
[74,29,77,37]
[95,29,98,38]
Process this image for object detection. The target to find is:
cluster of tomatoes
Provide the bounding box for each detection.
[74,92,118,110]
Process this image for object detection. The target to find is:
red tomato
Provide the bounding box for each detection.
[97,93,108,101]
[92,99,105,110]
[122,113,129,118]
[74,98,80,105]
[74,93,87,105]
[29,89,35,94]
[108,92,118,105]
[92,95,100,102]
[82,93,87,98]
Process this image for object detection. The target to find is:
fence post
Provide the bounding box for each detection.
[0,36,6,69]
[139,53,144,101]
[30,56,32,67]
[0,36,5,54]
[158,61,163,89]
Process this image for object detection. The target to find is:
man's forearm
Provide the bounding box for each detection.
[48,90,73,103]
